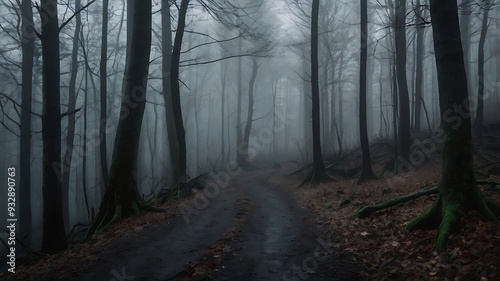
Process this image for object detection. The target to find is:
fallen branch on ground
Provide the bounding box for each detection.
[351,185,439,219]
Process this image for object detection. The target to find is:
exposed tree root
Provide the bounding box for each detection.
[327,164,361,179]
[86,178,164,239]
[351,185,439,219]
[299,168,335,187]
[406,189,500,252]
[356,166,377,185]
[351,183,500,252]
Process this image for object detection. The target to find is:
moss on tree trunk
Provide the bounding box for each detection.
[405,0,500,252]
[87,0,164,238]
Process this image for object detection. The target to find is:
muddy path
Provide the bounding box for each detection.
[71,166,359,281]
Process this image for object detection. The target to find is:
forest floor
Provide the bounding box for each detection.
[2,164,360,281]
[282,133,500,280]
[3,134,500,281]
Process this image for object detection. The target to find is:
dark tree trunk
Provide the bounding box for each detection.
[161,0,179,185]
[357,0,376,184]
[241,57,260,164]
[414,0,424,132]
[301,0,331,185]
[19,0,34,238]
[236,36,245,166]
[459,0,472,99]
[99,0,110,188]
[395,0,411,162]
[406,0,500,252]
[40,0,67,253]
[474,0,492,139]
[170,0,189,181]
[87,0,159,237]
[220,61,227,163]
[301,46,312,153]
[61,0,81,232]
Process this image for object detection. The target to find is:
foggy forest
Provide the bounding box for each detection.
[0,0,500,280]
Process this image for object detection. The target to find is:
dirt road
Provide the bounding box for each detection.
[73,166,359,281]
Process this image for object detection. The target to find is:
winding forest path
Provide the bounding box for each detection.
[73,165,359,281]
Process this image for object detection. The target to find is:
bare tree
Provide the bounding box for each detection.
[87,0,162,237]
[19,0,34,238]
[474,0,493,139]
[406,0,500,252]
[40,0,67,253]
[357,0,377,184]
[301,0,332,185]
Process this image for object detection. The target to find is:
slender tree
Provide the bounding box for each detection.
[87,0,160,236]
[236,36,245,167]
[40,0,67,253]
[474,0,492,139]
[406,0,500,252]
[301,0,331,185]
[61,0,81,231]
[413,0,425,132]
[19,0,35,237]
[170,0,190,183]
[460,0,472,97]
[395,0,411,162]
[162,0,180,185]
[357,0,377,184]
[240,57,260,164]
[99,0,110,187]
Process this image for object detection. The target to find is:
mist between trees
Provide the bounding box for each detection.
[0,0,499,258]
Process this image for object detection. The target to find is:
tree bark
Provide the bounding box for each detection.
[301,0,331,185]
[236,36,245,166]
[395,0,411,162]
[406,0,500,252]
[459,0,472,100]
[241,57,260,164]
[61,0,81,232]
[357,0,377,184]
[161,0,180,185]
[87,0,160,237]
[474,0,492,139]
[40,0,67,253]
[19,0,35,238]
[414,0,424,132]
[99,0,110,188]
[170,0,189,181]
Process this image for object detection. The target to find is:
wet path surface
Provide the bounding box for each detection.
[73,167,359,281]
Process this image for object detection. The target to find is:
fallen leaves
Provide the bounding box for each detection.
[280,160,500,280]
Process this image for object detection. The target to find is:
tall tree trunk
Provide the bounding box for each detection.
[19,0,35,238]
[358,0,376,184]
[82,59,90,222]
[301,46,312,155]
[321,60,329,152]
[395,0,411,162]
[41,0,66,253]
[301,0,331,185]
[406,0,500,252]
[61,0,81,232]
[241,57,260,164]
[220,61,227,164]
[337,47,344,148]
[236,36,245,166]
[170,0,189,181]
[161,0,179,185]
[99,0,110,187]
[460,0,472,100]
[87,0,158,237]
[414,0,424,132]
[474,0,492,139]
